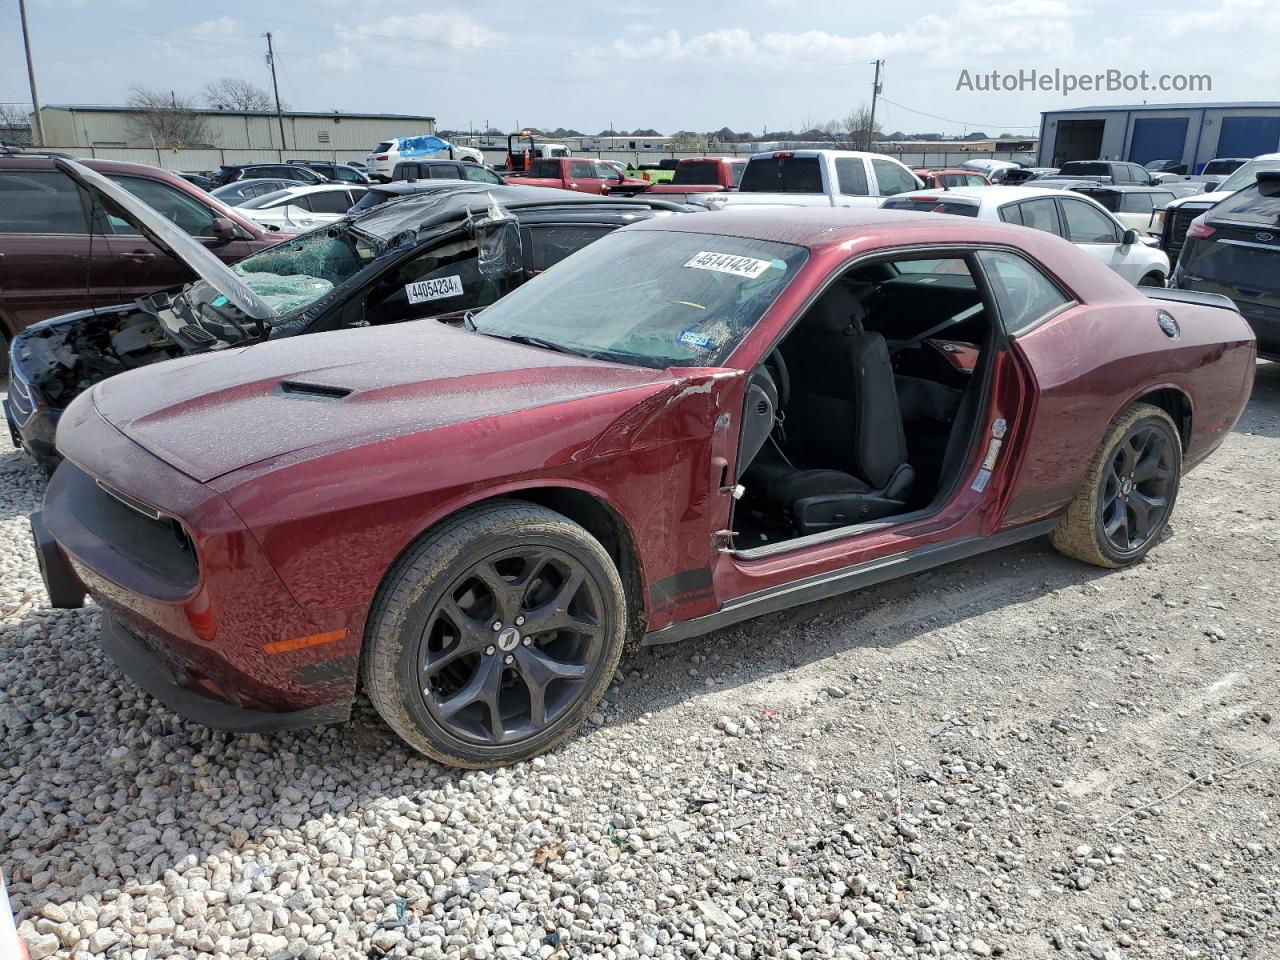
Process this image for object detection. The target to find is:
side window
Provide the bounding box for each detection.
[966,175,987,186]
[593,162,621,181]
[835,157,869,196]
[289,195,313,212]
[871,159,917,196]
[0,171,91,234]
[1153,192,1175,208]
[346,188,367,207]
[1018,198,1062,235]
[978,250,1072,334]
[1061,199,1122,243]
[524,225,615,272]
[336,167,358,182]
[428,164,459,179]
[1120,193,1153,214]
[363,240,503,325]
[307,190,353,214]
[107,176,217,236]
[464,165,501,184]
[997,203,1023,225]
[568,160,595,179]
[731,163,746,187]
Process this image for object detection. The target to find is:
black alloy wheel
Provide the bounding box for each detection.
[363,501,627,767]
[417,547,606,745]
[1099,425,1176,557]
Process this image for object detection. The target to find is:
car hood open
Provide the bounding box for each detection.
[89,320,674,482]
[54,157,277,325]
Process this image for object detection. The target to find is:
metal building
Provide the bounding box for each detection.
[35,104,435,154]
[1037,102,1280,172]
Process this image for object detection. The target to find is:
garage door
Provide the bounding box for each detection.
[1128,117,1188,165]
[1216,116,1280,160]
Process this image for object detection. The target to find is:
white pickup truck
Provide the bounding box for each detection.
[691,149,923,209]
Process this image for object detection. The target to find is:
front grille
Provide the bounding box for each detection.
[1164,208,1200,265]
[7,372,34,419]
[63,463,199,589]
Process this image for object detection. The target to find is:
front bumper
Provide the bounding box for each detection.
[36,395,366,728]
[99,610,350,732]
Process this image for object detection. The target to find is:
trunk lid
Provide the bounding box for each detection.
[90,320,672,482]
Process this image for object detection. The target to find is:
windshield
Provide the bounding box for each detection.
[1202,159,1244,176]
[181,224,385,338]
[1217,156,1280,194]
[472,230,808,368]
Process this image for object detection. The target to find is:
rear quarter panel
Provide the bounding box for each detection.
[1002,298,1255,527]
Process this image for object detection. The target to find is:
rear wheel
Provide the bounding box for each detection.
[362,501,627,767]
[1050,403,1181,568]
[1138,272,1165,287]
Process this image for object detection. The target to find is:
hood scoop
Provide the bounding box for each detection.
[273,380,353,402]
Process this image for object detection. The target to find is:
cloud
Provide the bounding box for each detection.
[598,0,1082,65]
[188,17,242,40]
[350,12,501,49]
[315,46,359,73]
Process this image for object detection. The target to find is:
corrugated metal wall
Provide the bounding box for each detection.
[39,109,435,152]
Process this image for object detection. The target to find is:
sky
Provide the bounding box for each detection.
[3,0,1276,137]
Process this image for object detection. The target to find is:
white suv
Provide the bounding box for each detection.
[882,185,1170,286]
[366,136,484,181]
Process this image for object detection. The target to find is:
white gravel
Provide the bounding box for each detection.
[3,367,1279,960]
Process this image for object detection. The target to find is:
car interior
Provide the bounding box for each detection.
[731,253,996,550]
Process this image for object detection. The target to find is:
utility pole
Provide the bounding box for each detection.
[18,0,45,146]
[867,59,884,152]
[264,33,287,151]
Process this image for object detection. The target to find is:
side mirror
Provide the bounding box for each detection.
[1122,228,1140,246]
[210,216,238,242]
[1202,179,1220,191]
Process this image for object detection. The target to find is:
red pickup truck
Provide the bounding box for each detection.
[644,157,747,199]
[505,157,649,196]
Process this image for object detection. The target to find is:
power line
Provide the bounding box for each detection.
[876,95,1039,131]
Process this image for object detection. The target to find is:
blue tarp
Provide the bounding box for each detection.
[398,135,452,158]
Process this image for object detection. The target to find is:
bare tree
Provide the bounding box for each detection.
[125,85,215,148]
[0,103,32,145]
[843,106,884,152]
[202,77,277,112]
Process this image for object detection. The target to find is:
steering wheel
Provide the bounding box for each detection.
[888,302,984,354]
[762,348,790,409]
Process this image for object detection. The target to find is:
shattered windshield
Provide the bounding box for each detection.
[183,224,385,335]
[471,230,807,368]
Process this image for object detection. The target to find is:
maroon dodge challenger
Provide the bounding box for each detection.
[33,206,1255,767]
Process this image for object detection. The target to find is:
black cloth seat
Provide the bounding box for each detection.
[745,282,913,534]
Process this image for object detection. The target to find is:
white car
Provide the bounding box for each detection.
[234,184,369,230]
[694,149,923,210]
[365,136,484,181]
[882,186,1170,286]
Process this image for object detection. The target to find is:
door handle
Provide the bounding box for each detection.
[122,250,156,262]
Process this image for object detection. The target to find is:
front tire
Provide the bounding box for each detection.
[1050,403,1181,568]
[1138,272,1165,287]
[362,501,627,767]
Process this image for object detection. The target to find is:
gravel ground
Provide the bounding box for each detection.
[2,366,1278,960]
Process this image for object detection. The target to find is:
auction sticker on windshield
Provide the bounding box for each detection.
[684,251,773,279]
[406,276,463,303]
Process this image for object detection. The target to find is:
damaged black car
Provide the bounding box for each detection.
[5,159,688,470]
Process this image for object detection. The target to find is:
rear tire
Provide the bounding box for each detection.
[362,501,627,767]
[1138,272,1165,287]
[1050,403,1181,568]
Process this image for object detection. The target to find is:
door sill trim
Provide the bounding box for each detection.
[641,517,1058,646]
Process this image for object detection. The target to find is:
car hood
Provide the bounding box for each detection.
[55,157,278,325]
[88,320,675,482]
[1168,190,1231,210]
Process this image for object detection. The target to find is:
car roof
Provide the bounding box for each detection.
[1073,184,1173,193]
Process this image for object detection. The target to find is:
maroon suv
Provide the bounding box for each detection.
[0,153,288,373]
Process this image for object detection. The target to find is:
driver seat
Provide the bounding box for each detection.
[747,283,914,535]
